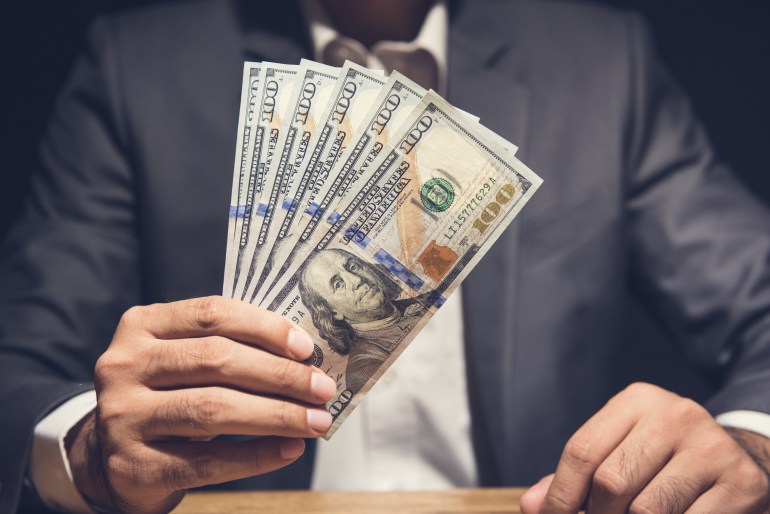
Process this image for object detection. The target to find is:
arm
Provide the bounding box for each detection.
[0,18,140,513]
[521,13,770,514]
[1,19,335,513]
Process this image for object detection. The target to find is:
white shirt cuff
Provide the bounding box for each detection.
[29,390,98,514]
[716,410,770,440]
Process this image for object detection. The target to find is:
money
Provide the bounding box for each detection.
[234,63,302,300]
[238,61,341,305]
[254,71,427,306]
[247,61,386,305]
[223,63,262,297]
[223,61,542,438]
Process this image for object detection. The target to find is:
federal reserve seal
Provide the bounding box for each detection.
[304,344,324,367]
[420,177,455,213]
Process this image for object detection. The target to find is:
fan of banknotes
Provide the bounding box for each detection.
[223,59,542,438]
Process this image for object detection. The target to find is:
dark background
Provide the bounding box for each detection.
[2,1,769,399]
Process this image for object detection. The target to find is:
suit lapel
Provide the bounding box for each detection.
[449,0,530,485]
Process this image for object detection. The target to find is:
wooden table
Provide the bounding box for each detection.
[173,488,525,513]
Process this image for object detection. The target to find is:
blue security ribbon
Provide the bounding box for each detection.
[229,205,251,218]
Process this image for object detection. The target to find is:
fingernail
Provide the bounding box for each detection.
[279,439,305,460]
[311,372,337,401]
[287,328,314,359]
[307,408,333,433]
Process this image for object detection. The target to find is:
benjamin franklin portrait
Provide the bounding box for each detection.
[298,248,433,393]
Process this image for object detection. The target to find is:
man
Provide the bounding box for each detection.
[298,248,432,393]
[2,0,770,513]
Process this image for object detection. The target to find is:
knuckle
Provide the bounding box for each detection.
[274,359,301,391]
[672,397,707,422]
[273,401,301,432]
[632,475,698,514]
[193,454,221,483]
[593,466,634,498]
[195,296,228,330]
[542,487,579,513]
[190,336,232,374]
[197,390,226,427]
[624,382,658,397]
[563,435,598,470]
[94,350,132,382]
[94,353,116,383]
[119,305,145,329]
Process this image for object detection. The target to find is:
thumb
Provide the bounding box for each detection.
[519,473,555,514]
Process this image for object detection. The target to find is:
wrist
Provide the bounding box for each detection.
[725,427,770,480]
[65,410,118,512]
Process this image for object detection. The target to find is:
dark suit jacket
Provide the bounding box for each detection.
[3,0,770,511]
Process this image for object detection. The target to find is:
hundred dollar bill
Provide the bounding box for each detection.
[230,63,299,299]
[223,63,262,297]
[234,63,302,300]
[255,71,429,306]
[246,61,386,304]
[259,78,516,308]
[265,91,542,437]
[236,61,341,305]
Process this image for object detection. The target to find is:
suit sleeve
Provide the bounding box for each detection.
[623,15,770,417]
[0,18,140,513]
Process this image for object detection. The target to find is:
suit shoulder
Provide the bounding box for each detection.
[498,0,638,33]
[493,0,642,54]
[99,0,230,35]
[88,0,238,64]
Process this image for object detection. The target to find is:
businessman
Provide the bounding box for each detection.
[2,0,770,513]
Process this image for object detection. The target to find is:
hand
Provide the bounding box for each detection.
[66,296,337,514]
[520,382,770,514]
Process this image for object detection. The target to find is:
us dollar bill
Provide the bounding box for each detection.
[223,63,262,297]
[265,91,542,437]
[234,63,302,300]
[247,61,386,304]
[230,64,299,299]
[256,71,429,307]
[259,75,515,309]
[238,61,341,305]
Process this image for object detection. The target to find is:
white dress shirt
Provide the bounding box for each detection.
[29,0,770,511]
[302,0,478,492]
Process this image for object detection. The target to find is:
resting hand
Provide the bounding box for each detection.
[520,382,770,514]
[66,296,336,514]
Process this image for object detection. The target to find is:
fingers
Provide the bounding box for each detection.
[141,336,336,405]
[585,422,674,513]
[626,453,715,514]
[142,387,333,439]
[119,296,315,360]
[541,395,639,513]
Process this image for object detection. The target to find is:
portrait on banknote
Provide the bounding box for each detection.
[298,248,434,393]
